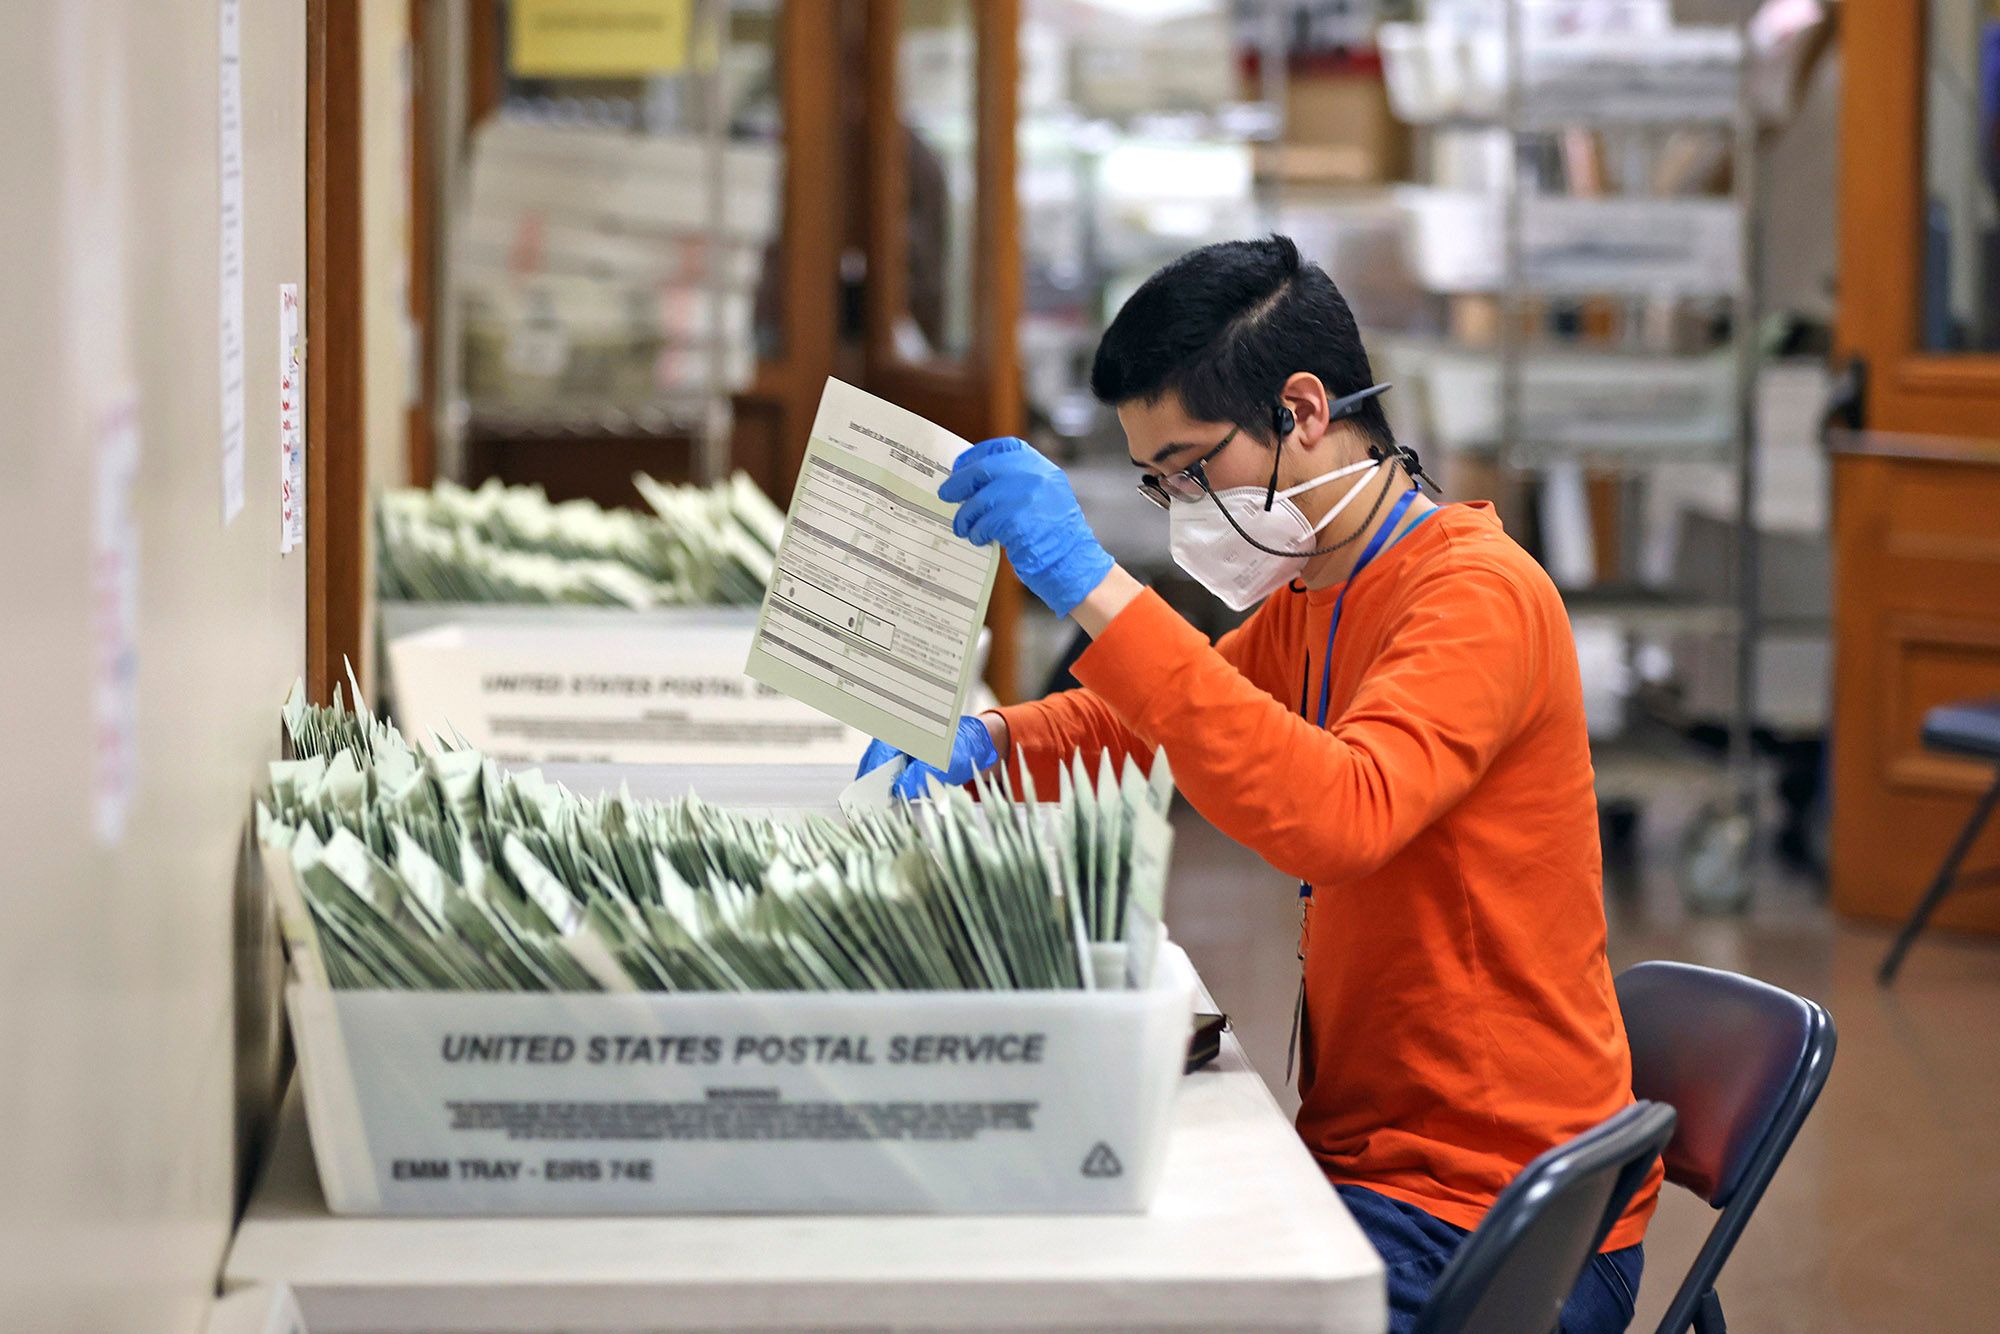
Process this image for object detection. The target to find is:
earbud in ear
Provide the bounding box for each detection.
[1272,403,1296,439]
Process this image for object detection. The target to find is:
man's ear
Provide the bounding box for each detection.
[1278,372,1332,450]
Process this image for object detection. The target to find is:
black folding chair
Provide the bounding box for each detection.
[1414,1101,1676,1334]
[1879,697,2000,984]
[1617,962,1837,1334]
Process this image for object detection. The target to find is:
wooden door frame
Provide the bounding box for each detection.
[306,0,367,704]
[1836,0,2000,436]
[743,0,845,498]
[407,0,438,488]
[862,0,1023,701]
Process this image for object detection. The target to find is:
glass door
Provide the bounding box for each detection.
[1838,0,2000,432]
[861,0,1024,700]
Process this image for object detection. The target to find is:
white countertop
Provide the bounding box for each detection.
[224,990,1384,1333]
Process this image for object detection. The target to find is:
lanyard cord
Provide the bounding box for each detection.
[1297,487,1426,730]
[1296,486,1440,904]
[1286,490,1433,1085]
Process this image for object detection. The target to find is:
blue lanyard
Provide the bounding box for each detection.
[1298,488,1430,728]
[1293,489,1433,902]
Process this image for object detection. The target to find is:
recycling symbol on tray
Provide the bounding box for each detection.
[1081,1142,1123,1178]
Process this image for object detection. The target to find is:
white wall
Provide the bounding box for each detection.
[0,2,306,1328]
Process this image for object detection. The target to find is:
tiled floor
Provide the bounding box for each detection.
[1161,804,2000,1333]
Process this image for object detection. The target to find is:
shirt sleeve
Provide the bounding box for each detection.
[993,593,1294,793]
[1066,573,1543,886]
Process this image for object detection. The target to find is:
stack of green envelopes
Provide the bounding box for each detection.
[259,684,1176,994]
[376,472,784,607]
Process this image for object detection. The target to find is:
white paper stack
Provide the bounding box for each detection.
[455,117,780,413]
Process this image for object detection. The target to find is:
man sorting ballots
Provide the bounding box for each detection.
[855,238,1656,1334]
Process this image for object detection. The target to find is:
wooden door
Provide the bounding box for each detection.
[861,0,1023,702]
[1831,0,2000,930]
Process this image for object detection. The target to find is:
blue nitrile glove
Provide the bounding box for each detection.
[857,715,1001,799]
[938,437,1116,618]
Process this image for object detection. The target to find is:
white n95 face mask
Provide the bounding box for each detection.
[1169,456,1383,611]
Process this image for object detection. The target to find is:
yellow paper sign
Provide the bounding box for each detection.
[509,0,692,78]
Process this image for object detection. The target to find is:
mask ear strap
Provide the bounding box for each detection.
[1200,457,1397,559]
[1394,443,1441,494]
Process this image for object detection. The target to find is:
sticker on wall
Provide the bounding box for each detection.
[57,5,144,845]
[219,0,246,523]
[279,284,304,553]
[93,394,142,844]
[508,0,692,78]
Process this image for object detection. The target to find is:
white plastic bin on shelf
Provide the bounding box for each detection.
[1396,188,1742,295]
[1522,29,1741,124]
[379,606,869,768]
[1379,22,1500,124]
[1378,21,1740,127]
[287,944,1197,1217]
[380,603,992,766]
[1416,348,1735,454]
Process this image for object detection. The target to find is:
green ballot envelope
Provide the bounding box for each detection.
[260,680,1176,998]
[377,471,783,609]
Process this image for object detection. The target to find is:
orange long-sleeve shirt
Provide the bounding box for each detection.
[997,502,1658,1248]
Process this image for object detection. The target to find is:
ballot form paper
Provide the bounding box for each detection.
[744,379,998,768]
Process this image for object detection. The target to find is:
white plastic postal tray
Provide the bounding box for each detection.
[289,945,1196,1216]
[380,608,865,768]
[378,604,992,766]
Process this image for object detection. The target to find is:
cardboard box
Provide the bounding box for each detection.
[1264,71,1407,186]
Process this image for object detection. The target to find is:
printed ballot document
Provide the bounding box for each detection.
[744,378,998,768]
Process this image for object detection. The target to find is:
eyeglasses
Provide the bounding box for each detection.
[1136,426,1239,510]
[1134,382,1394,511]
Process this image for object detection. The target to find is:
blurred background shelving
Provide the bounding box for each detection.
[1008,0,1839,906]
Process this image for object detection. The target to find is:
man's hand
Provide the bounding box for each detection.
[856,714,1006,799]
[938,437,1116,618]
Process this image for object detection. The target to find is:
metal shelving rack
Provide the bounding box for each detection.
[1471,2,1764,906]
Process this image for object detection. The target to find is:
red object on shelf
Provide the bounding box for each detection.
[1239,46,1384,83]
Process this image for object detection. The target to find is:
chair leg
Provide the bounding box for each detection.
[1879,770,2000,985]
[1692,1288,1726,1334]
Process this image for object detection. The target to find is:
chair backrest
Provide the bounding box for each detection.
[1414,1101,1677,1334]
[1616,961,1834,1207]
[1616,961,1836,1334]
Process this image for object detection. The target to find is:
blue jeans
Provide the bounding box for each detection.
[1338,1185,1643,1334]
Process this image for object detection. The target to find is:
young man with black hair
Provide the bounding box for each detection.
[857,236,1656,1333]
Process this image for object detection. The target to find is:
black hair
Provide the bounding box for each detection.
[1089,235,1393,452]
